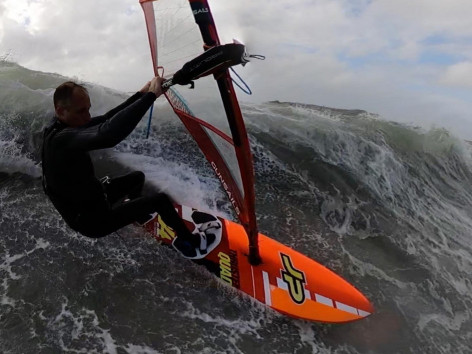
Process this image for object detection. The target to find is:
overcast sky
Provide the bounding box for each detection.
[1,0,472,138]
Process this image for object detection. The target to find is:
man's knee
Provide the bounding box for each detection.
[80,229,109,238]
[130,171,145,184]
[72,211,114,238]
[73,220,110,238]
[150,192,173,204]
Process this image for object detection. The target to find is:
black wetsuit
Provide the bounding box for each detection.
[41,91,195,241]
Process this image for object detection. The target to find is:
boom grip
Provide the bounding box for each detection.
[162,43,247,89]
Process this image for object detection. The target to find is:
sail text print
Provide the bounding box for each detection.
[211,161,240,215]
[193,8,209,15]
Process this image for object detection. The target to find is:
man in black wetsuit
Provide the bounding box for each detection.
[41,78,214,258]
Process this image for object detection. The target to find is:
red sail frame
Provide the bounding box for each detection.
[139,0,260,263]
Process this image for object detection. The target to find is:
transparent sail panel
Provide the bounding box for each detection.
[203,126,244,198]
[149,0,245,207]
[153,0,202,75]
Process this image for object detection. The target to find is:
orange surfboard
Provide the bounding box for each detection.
[142,204,374,323]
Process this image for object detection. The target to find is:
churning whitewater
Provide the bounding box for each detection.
[1,61,471,353]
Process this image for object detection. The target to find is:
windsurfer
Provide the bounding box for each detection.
[41,77,214,258]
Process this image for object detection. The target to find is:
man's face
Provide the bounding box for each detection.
[56,88,91,127]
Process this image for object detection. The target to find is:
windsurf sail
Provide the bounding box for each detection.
[139,0,261,264]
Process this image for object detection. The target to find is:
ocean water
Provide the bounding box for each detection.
[1,61,471,353]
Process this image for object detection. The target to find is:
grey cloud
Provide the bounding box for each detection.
[1,0,472,138]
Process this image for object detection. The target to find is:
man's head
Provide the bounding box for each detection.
[54,81,91,127]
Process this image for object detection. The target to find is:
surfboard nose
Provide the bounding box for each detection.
[225,220,374,323]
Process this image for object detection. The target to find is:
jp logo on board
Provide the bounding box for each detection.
[280,253,307,304]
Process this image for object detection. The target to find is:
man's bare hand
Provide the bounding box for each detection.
[148,76,165,98]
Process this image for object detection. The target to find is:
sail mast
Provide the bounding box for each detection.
[189,0,260,264]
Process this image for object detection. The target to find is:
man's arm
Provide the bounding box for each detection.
[52,77,164,151]
[54,92,157,151]
[89,81,154,126]
[90,92,145,126]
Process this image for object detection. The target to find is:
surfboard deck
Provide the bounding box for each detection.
[141,204,374,323]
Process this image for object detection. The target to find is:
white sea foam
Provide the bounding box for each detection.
[0,125,41,177]
[113,151,230,219]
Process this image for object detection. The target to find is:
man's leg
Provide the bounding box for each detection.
[102,171,145,205]
[116,193,218,257]
[76,192,215,257]
[77,193,187,236]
